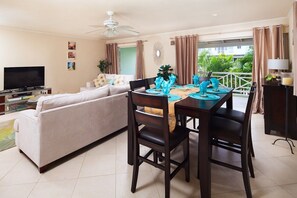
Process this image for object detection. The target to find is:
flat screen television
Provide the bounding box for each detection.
[4,66,45,90]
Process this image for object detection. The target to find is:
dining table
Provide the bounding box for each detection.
[127,85,233,198]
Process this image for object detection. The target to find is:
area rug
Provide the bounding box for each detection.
[0,120,15,152]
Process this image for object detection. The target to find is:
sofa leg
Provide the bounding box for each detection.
[39,166,47,173]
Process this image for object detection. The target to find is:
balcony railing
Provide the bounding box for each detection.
[211,72,252,95]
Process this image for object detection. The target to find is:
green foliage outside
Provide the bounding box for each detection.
[198,47,253,89]
[198,47,253,73]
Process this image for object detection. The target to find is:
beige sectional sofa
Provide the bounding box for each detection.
[14,74,133,172]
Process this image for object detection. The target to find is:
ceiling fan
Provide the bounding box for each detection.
[88,11,139,37]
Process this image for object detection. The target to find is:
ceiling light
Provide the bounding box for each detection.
[212,13,218,17]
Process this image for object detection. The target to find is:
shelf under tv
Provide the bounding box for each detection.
[0,88,52,115]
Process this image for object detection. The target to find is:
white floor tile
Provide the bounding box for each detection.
[28,180,76,198]
[0,158,41,186]
[79,154,115,178]
[0,97,297,197]
[0,183,35,198]
[72,175,115,198]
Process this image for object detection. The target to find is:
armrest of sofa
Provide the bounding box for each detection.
[15,109,41,164]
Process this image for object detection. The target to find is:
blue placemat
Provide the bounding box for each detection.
[206,87,231,94]
[156,93,182,101]
[188,93,220,100]
[146,88,161,94]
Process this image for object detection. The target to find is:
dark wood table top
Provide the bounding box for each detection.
[175,91,233,115]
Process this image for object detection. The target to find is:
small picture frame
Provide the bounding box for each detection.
[68,41,76,50]
[68,51,76,59]
[67,61,76,71]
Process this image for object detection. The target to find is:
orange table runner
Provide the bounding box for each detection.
[144,86,199,132]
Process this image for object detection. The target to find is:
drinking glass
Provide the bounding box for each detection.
[161,80,171,95]
[199,81,209,97]
[210,78,219,91]
[193,75,199,86]
[169,74,176,87]
[155,77,164,89]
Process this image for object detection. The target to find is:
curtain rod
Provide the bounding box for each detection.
[169,24,289,40]
[107,40,148,45]
[169,30,251,40]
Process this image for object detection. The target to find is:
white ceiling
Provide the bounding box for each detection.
[0,0,293,39]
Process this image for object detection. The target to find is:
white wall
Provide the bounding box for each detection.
[108,17,289,78]
[0,28,105,93]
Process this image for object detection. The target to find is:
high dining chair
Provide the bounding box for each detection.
[208,84,256,198]
[145,76,156,89]
[129,79,147,91]
[214,82,256,157]
[129,91,190,198]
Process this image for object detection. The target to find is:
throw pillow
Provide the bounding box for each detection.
[93,74,107,87]
[114,75,125,85]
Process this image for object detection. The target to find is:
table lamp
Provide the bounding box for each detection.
[267,59,289,80]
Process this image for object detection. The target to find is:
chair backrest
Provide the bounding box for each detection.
[129,79,147,91]
[128,91,170,143]
[145,77,156,89]
[242,82,257,147]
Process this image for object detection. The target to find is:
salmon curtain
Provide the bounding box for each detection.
[106,43,119,74]
[175,35,198,84]
[136,40,144,79]
[252,25,284,113]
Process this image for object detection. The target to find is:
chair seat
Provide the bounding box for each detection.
[215,108,245,123]
[210,116,242,144]
[139,125,189,150]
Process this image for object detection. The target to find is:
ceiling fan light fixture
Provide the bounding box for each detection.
[88,10,139,38]
[104,28,119,37]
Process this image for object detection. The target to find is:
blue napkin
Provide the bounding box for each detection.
[155,77,164,89]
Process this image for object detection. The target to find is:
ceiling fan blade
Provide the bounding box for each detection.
[103,29,119,37]
[89,25,105,29]
[118,28,139,35]
[116,25,134,30]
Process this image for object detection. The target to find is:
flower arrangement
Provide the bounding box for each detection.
[157,64,175,81]
[97,59,111,73]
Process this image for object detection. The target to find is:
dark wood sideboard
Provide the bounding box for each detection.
[263,83,297,139]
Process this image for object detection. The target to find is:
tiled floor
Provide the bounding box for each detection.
[1,97,297,198]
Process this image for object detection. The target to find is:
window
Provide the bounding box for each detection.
[119,47,136,75]
[198,38,253,73]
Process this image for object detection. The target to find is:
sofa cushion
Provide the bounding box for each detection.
[123,75,135,83]
[35,94,71,116]
[35,85,109,116]
[105,74,134,85]
[114,75,125,85]
[109,84,130,95]
[105,74,115,85]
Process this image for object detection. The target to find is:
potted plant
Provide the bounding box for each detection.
[97,59,111,73]
[157,64,175,81]
[198,66,212,83]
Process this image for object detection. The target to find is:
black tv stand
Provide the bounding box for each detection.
[18,86,43,92]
